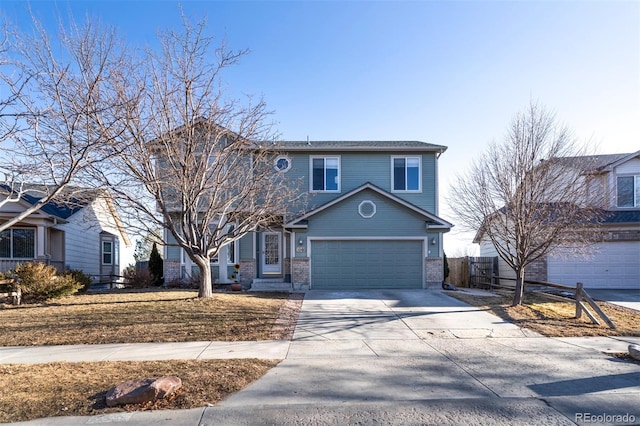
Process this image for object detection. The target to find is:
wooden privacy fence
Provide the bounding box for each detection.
[482,276,616,329]
[448,257,499,288]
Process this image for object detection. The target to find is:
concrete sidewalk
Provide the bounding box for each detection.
[5,289,640,425]
[0,340,290,364]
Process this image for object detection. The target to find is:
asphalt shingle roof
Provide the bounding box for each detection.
[604,210,640,224]
[274,140,447,152]
[553,153,637,172]
[0,184,99,220]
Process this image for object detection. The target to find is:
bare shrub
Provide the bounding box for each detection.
[123,264,152,288]
[13,263,81,302]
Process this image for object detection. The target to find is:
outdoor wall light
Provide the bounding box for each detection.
[298,238,303,245]
[430,237,437,245]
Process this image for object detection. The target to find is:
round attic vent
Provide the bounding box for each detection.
[358,200,376,218]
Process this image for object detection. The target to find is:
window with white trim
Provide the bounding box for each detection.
[311,156,340,192]
[617,175,640,207]
[210,224,236,264]
[102,241,113,265]
[211,240,236,264]
[0,228,35,259]
[392,156,421,192]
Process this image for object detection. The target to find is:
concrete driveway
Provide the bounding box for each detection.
[587,289,640,312]
[217,289,640,425]
[291,289,538,343]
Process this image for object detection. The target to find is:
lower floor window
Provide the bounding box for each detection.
[102,241,113,265]
[0,228,35,259]
[211,241,235,264]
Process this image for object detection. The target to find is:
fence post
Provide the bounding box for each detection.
[575,282,583,319]
[12,281,21,306]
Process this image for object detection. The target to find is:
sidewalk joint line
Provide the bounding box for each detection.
[422,340,502,398]
[196,341,215,360]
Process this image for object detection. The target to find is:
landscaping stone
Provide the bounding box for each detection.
[629,344,640,361]
[105,376,182,407]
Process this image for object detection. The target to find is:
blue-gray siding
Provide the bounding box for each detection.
[282,151,437,215]
[239,233,254,259]
[304,188,430,237]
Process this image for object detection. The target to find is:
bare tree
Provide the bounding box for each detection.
[97,17,300,298]
[449,102,605,305]
[0,14,125,229]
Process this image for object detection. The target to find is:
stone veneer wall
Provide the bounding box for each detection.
[425,257,443,289]
[164,259,182,284]
[292,258,310,286]
[239,259,256,286]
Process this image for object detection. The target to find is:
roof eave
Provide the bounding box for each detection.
[270,143,448,153]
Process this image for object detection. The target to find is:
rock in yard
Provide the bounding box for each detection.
[629,344,640,361]
[106,376,182,407]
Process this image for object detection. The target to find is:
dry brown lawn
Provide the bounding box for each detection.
[448,290,640,337]
[0,359,278,423]
[0,289,302,423]
[0,289,298,345]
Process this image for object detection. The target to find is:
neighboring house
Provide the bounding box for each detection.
[475,151,640,289]
[164,140,453,290]
[0,186,134,281]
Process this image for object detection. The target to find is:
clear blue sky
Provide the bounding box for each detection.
[3,0,639,253]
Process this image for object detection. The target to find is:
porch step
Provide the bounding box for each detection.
[250,278,292,292]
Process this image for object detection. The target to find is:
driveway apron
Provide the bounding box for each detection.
[217,290,640,424]
[222,290,527,405]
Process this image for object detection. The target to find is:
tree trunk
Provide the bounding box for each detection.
[513,269,525,306]
[193,255,213,298]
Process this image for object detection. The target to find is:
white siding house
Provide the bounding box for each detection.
[61,196,134,279]
[0,186,134,282]
[477,151,640,289]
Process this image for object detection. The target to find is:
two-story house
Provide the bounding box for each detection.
[163,140,453,290]
[476,150,640,289]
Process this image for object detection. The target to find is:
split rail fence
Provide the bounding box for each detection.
[480,275,616,330]
[447,256,615,329]
[0,279,20,305]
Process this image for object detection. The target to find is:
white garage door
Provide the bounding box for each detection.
[548,242,640,289]
[311,240,424,290]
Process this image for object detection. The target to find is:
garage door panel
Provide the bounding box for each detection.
[548,242,640,289]
[311,240,423,290]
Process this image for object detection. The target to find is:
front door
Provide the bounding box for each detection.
[261,232,281,274]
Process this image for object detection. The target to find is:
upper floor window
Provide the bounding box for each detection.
[392,156,421,192]
[617,175,640,208]
[274,156,291,172]
[311,156,340,192]
[0,228,35,259]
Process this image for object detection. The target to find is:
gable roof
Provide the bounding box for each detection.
[0,184,131,247]
[551,150,640,173]
[473,204,640,243]
[285,182,453,230]
[0,184,101,220]
[275,140,447,153]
